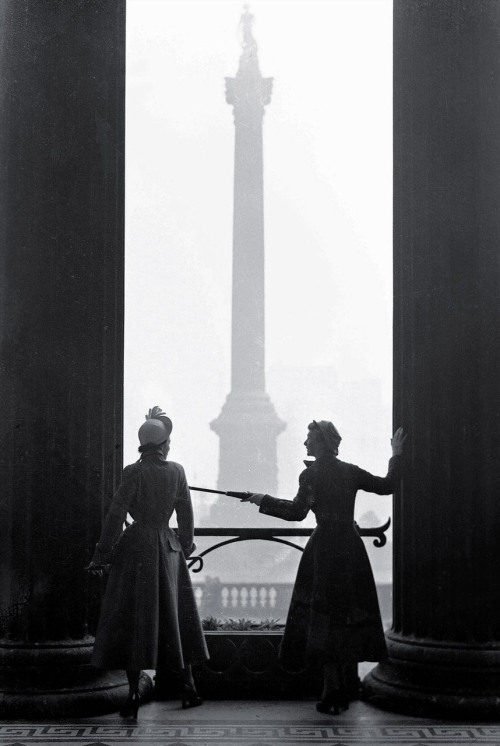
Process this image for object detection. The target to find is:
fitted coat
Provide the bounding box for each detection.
[91,453,208,671]
[259,454,401,668]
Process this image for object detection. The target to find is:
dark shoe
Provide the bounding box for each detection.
[339,686,349,710]
[120,691,140,719]
[316,688,348,716]
[181,684,203,709]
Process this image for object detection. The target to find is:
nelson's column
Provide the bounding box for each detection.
[210,9,285,523]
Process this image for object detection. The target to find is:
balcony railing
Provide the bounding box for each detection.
[188,520,390,573]
[187,520,391,623]
[184,521,392,698]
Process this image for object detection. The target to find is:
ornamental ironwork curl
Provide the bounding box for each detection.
[187,519,390,574]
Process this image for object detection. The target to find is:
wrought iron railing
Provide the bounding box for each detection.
[187,519,391,574]
[183,519,390,699]
[185,521,392,696]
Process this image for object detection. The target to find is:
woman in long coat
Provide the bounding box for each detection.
[86,407,209,718]
[242,420,405,715]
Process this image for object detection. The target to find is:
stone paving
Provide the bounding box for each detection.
[0,699,499,746]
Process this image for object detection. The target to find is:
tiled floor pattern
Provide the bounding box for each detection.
[1,723,500,746]
[1,701,499,746]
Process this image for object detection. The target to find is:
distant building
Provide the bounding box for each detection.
[210,8,285,525]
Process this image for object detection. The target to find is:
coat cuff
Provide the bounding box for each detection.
[91,542,113,565]
[183,542,197,559]
[258,495,274,515]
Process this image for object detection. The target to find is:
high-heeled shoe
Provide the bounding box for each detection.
[338,685,349,711]
[317,684,352,715]
[119,691,140,718]
[181,684,203,709]
[316,691,340,715]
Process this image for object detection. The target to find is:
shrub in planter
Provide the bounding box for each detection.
[201,616,283,631]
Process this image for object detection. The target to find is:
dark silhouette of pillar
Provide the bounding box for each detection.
[0,0,133,716]
[364,0,500,718]
[210,9,285,514]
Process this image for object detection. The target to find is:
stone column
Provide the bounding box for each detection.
[210,9,284,512]
[0,0,132,716]
[364,0,500,717]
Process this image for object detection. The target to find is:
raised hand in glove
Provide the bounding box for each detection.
[391,427,407,456]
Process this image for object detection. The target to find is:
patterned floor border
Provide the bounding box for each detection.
[1,723,500,746]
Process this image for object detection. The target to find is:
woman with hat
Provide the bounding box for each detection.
[241,421,405,715]
[86,407,208,718]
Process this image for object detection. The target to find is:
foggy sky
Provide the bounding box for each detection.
[124,0,393,571]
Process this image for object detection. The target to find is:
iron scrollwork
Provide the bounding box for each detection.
[187,519,391,573]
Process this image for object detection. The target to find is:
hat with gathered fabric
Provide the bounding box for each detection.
[138,406,172,446]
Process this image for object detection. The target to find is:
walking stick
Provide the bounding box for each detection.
[188,486,250,499]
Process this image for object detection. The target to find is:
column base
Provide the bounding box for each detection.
[362,631,500,719]
[0,640,153,717]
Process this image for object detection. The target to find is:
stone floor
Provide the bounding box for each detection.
[1,699,499,746]
[1,666,499,746]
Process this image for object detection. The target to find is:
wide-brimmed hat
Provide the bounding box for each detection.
[138,406,172,446]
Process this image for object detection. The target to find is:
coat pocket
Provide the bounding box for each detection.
[166,530,182,552]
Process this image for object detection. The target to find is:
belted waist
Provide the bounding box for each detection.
[316,516,355,526]
[127,522,183,551]
[130,520,172,530]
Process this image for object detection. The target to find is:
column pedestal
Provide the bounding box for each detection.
[0,644,153,718]
[211,392,285,496]
[365,635,500,719]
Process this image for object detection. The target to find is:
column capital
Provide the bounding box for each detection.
[225,75,273,116]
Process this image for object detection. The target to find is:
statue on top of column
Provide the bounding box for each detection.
[240,5,257,52]
[238,5,259,74]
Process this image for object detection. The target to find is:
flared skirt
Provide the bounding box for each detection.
[91,524,208,670]
[279,523,387,669]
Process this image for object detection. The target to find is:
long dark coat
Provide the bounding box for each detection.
[259,454,401,668]
[91,453,209,671]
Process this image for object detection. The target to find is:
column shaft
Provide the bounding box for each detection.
[210,51,284,508]
[232,116,266,394]
[0,0,129,716]
[364,0,500,717]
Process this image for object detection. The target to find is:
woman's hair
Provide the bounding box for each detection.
[138,440,167,455]
[309,420,342,456]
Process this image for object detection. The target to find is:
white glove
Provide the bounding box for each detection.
[240,492,265,506]
[391,427,407,456]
